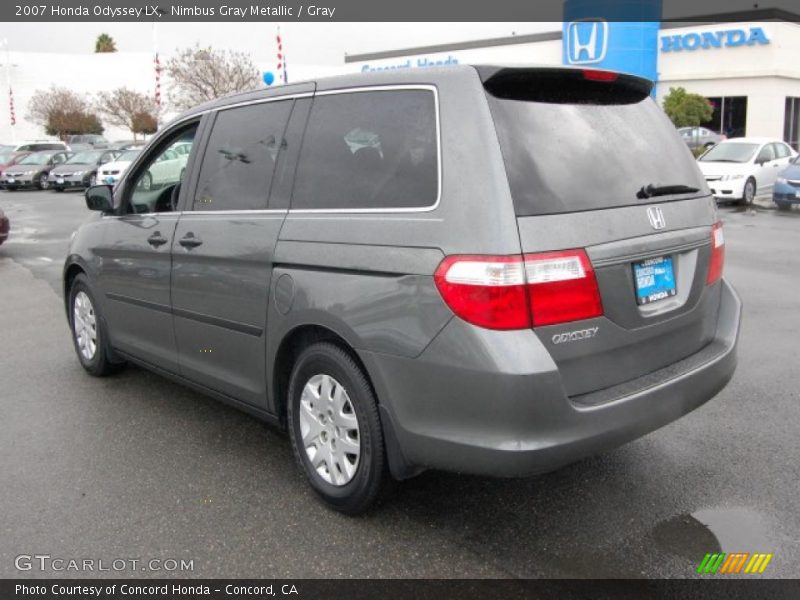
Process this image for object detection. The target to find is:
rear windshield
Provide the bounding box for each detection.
[485,79,706,216]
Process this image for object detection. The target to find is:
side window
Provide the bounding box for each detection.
[52,153,66,165]
[193,100,293,211]
[125,125,198,214]
[292,89,438,210]
[757,144,775,163]
[775,143,790,159]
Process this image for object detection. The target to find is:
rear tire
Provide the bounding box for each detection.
[287,342,386,514]
[68,274,125,377]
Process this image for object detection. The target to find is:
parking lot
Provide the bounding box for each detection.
[1,189,798,578]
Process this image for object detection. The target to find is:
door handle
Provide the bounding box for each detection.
[178,233,203,248]
[147,232,168,247]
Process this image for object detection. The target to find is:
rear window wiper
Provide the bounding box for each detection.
[637,183,700,199]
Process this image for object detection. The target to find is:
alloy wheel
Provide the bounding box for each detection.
[73,291,97,360]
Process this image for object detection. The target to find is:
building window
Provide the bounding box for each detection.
[785,97,800,151]
[702,96,747,138]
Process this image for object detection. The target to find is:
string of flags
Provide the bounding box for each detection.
[8,86,15,126]
[154,52,162,107]
[276,27,288,84]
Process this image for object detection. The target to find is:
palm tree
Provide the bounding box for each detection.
[95,33,117,53]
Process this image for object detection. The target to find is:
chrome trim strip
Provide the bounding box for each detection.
[182,209,288,216]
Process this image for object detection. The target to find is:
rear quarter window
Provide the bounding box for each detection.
[291,89,438,211]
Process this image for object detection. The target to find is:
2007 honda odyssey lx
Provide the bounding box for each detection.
[64,65,741,513]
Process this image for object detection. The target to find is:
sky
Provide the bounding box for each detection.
[1,22,556,65]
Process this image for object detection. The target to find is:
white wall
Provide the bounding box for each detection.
[656,21,800,138]
[346,39,562,73]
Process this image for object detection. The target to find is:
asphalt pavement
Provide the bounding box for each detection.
[1,189,799,578]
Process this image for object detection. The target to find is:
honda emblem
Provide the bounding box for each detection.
[566,19,609,65]
[647,206,666,230]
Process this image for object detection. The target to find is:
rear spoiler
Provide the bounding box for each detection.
[475,66,653,105]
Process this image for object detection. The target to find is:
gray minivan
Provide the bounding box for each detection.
[64,66,741,513]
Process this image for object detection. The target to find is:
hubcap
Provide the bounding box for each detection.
[298,374,361,486]
[40,175,49,189]
[73,291,97,360]
[746,182,754,202]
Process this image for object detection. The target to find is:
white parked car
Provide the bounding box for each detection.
[138,146,189,190]
[97,149,142,186]
[697,137,798,205]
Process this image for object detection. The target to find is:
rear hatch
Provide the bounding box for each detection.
[481,67,723,398]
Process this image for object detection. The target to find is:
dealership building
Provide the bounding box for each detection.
[346,14,800,149]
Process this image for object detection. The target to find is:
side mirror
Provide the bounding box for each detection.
[85,185,114,213]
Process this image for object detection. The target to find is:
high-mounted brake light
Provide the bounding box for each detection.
[706,222,725,285]
[434,249,604,330]
[582,69,618,82]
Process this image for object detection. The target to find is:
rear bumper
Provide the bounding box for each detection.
[365,279,741,478]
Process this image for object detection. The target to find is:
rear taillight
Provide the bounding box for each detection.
[524,250,604,326]
[433,255,529,330]
[706,222,725,285]
[434,249,603,330]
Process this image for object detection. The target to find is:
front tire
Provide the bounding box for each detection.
[287,342,386,514]
[775,200,792,211]
[741,177,756,206]
[68,274,125,376]
[38,173,50,190]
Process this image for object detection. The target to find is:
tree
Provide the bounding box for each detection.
[165,45,261,110]
[46,111,104,138]
[95,33,117,53]
[97,87,159,139]
[662,87,713,128]
[27,86,93,138]
[131,112,158,137]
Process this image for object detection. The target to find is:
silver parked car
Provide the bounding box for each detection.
[678,126,727,150]
[64,66,741,513]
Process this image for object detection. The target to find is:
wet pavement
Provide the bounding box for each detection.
[1,190,798,578]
